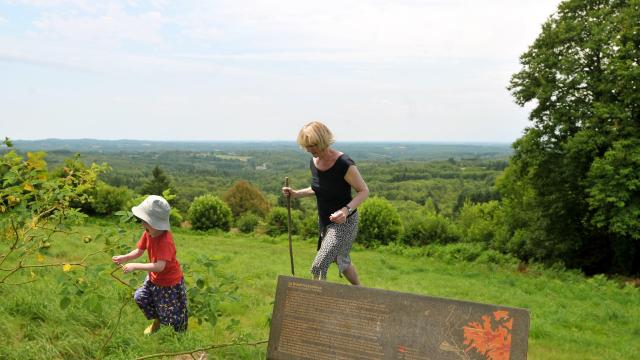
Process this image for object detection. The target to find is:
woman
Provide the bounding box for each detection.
[282,121,369,285]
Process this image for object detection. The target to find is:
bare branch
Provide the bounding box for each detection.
[0,264,22,283]
[0,218,21,268]
[1,261,84,283]
[19,262,85,269]
[34,226,79,236]
[134,340,269,360]
[81,246,119,263]
[2,279,37,286]
[33,205,59,224]
[110,266,135,290]
[100,296,132,355]
[0,227,117,283]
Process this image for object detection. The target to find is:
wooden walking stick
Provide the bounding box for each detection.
[285,177,295,276]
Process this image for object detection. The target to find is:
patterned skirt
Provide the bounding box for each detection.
[311,212,359,279]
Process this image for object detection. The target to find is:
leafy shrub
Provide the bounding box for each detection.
[298,212,319,240]
[476,249,519,266]
[0,145,107,286]
[266,207,287,236]
[170,208,184,228]
[357,197,402,247]
[266,207,300,236]
[223,180,270,218]
[188,194,233,231]
[402,209,459,246]
[382,242,410,256]
[413,243,518,266]
[432,242,486,263]
[50,155,108,214]
[186,255,239,327]
[92,182,132,215]
[455,200,499,244]
[161,189,184,228]
[237,212,260,233]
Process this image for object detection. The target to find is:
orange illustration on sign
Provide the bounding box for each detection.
[463,310,513,360]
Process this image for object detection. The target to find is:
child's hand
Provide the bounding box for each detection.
[112,255,126,264]
[121,263,136,273]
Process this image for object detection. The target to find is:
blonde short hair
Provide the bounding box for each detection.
[296,121,335,150]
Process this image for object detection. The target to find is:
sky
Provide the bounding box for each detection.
[0,0,562,143]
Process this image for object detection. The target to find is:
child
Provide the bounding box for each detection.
[112,195,188,334]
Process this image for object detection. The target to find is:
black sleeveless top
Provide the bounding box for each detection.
[310,153,355,230]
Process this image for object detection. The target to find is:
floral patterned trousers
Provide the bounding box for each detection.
[134,277,188,332]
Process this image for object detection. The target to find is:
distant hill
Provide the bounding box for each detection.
[9,139,512,161]
[10,139,292,153]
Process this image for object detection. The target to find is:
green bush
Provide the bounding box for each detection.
[92,182,133,215]
[50,157,109,215]
[266,207,300,236]
[402,210,459,246]
[456,200,500,244]
[381,242,410,256]
[476,249,519,266]
[432,242,487,263]
[170,208,184,228]
[188,194,233,231]
[357,197,402,247]
[298,212,319,240]
[413,243,518,266]
[237,212,260,233]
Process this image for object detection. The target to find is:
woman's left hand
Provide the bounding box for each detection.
[329,207,348,224]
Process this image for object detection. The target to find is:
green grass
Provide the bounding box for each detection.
[1,222,639,359]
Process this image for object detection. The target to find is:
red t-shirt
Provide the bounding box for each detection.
[136,230,183,286]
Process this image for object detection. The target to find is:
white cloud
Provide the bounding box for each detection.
[176,0,557,62]
[30,6,165,45]
[8,0,100,13]
[5,0,560,70]
[1,0,562,142]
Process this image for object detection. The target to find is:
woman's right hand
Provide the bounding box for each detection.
[282,187,296,198]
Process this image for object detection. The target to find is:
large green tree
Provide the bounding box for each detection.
[139,165,172,196]
[503,0,639,274]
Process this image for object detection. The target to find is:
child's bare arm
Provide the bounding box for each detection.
[121,260,166,273]
[112,248,144,264]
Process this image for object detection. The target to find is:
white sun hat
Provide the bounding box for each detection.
[132,195,171,231]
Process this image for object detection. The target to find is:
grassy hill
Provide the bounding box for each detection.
[1,221,638,359]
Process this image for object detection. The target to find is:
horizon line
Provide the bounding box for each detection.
[11,138,513,145]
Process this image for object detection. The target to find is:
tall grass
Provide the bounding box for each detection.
[1,222,638,359]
